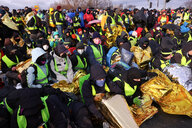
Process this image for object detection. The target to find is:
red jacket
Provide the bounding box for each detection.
[83,9,94,27]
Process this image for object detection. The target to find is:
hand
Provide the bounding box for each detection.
[18,74,22,81]
[102,65,106,69]
[12,67,16,71]
[94,93,105,102]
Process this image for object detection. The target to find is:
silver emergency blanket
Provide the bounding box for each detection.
[163,64,192,91]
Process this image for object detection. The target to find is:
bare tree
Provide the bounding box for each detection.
[50,0,112,10]
[185,0,192,9]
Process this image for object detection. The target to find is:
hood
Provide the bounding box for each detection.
[116,38,124,47]
[54,43,68,56]
[182,41,192,57]
[138,37,149,48]
[53,31,59,37]
[86,8,90,13]
[49,8,54,14]
[160,37,175,50]
[90,64,106,81]
[31,48,46,63]
[120,31,128,38]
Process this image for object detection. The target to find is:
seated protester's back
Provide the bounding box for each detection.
[50,43,74,83]
[86,32,106,67]
[27,48,53,88]
[171,41,192,67]
[6,88,68,128]
[70,42,88,72]
[80,64,121,121]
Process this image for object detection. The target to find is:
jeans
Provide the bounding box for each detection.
[56,25,63,37]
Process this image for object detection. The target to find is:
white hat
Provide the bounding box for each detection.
[31,48,46,63]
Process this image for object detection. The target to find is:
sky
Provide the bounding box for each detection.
[0,0,189,10]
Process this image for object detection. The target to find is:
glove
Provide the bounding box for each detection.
[133,96,142,106]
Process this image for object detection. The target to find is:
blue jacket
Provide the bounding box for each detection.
[180,22,190,33]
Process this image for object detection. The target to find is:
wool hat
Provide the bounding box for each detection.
[92,32,100,39]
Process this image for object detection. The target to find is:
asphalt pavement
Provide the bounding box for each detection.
[140,104,192,128]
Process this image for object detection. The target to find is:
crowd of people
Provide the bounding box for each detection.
[0,4,191,128]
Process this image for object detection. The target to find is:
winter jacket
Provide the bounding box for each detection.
[6,88,68,128]
[83,9,94,27]
[50,32,64,48]
[27,48,52,88]
[86,43,106,66]
[180,22,190,33]
[50,52,74,83]
[171,41,192,67]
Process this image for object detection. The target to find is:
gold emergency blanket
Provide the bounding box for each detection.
[141,69,192,118]
[131,46,152,69]
[97,95,139,128]
[105,26,119,48]
[1,13,18,31]
[52,70,87,94]
[130,94,158,126]
[16,58,32,73]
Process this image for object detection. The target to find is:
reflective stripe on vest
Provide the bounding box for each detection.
[183,13,190,21]
[122,14,129,24]
[91,26,97,31]
[188,33,192,42]
[2,55,19,68]
[118,15,123,24]
[176,50,191,66]
[49,14,56,27]
[160,59,170,69]
[173,37,181,45]
[75,55,87,70]
[28,16,38,31]
[17,96,49,128]
[73,17,81,27]
[54,58,68,75]
[91,83,110,96]
[105,16,116,27]
[113,77,137,96]
[32,63,49,84]
[4,98,14,115]
[15,17,23,26]
[90,44,103,64]
[160,16,167,23]
[54,11,64,25]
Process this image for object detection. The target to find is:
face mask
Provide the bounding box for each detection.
[43,45,49,51]
[27,43,31,47]
[156,27,160,30]
[77,49,84,55]
[96,79,105,87]
[37,57,46,65]
[94,38,101,45]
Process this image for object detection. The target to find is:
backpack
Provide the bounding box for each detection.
[21,64,37,88]
[106,46,118,67]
